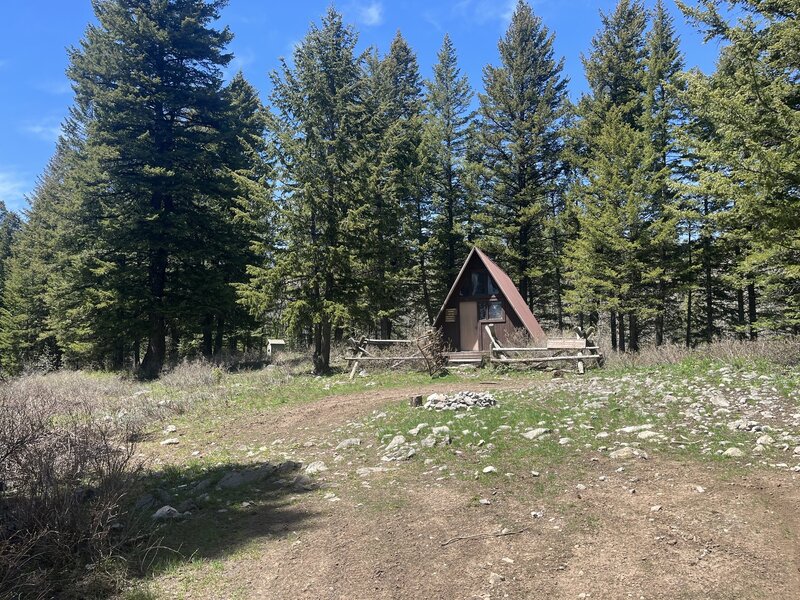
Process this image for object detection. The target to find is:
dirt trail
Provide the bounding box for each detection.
[152,378,800,600]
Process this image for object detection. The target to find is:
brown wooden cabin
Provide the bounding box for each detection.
[433,247,546,353]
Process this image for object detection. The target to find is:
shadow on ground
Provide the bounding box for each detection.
[128,459,318,583]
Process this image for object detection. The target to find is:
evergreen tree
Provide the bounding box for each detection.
[423,34,475,306]
[679,0,800,332]
[0,148,69,372]
[641,0,685,344]
[566,0,650,350]
[475,0,569,325]
[64,0,235,377]
[250,8,366,371]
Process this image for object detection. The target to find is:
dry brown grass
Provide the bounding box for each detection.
[601,337,800,369]
[0,379,146,599]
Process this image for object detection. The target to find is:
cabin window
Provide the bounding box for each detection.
[459,271,500,297]
[479,301,504,321]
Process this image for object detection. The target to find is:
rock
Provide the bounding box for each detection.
[489,572,505,585]
[522,428,550,440]
[191,478,212,494]
[558,437,572,445]
[163,424,177,433]
[650,505,662,512]
[426,393,447,404]
[356,466,388,478]
[637,430,658,440]
[432,425,450,435]
[335,438,361,451]
[134,494,156,511]
[176,499,198,513]
[291,474,315,491]
[575,484,587,491]
[609,447,647,460]
[420,434,437,448]
[160,438,180,446]
[408,423,428,436]
[617,424,653,434]
[276,460,302,475]
[304,461,328,476]
[385,435,406,452]
[752,444,765,455]
[152,505,181,520]
[756,435,774,446]
[482,466,497,474]
[217,463,278,490]
[723,447,744,458]
[479,498,491,505]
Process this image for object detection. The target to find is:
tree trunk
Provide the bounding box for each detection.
[617,314,626,353]
[736,288,745,340]
[629,313,639,352]
[168,324,180,366]
[747,283,757,340]
[610,310,618,351]
[139,247,167,380]
[685,289,692,348]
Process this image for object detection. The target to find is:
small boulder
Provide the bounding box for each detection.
[522,428,550,440]
[385,435,406,452]
[722,447,744,458]
[160,438,180,446]
[152,505,181,520]
[304,461,328,476]
[335,438,361,451]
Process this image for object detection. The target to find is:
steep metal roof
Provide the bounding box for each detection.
[433,247,546,341]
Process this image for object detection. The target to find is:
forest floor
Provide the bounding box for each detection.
[124,356,800,600]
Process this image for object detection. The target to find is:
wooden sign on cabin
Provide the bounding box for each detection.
[432,247,546,353]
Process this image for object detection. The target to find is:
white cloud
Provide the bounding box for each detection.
[0,170,30,212]
[353,1,384,26]
[21,118,63,143]
[452,0,517,26]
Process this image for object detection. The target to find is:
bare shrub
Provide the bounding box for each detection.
[603,338,800,369]
[0,380,146,599]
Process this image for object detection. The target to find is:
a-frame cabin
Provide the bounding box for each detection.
[433,247,546,354]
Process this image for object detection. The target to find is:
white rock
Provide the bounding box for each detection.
[489,572,505,585]
[152,505,180,520]
[756,435,774,446]
[609,447,647,460]
[522,428,550,440]
[559,437,572,445]
[408,423,428,436]
[304,461,328,475]
[482,466,498,474]
[160,438,180,446]
[385,435,406,451]
[723,447,744,458]
[335,438,361,450]
[637,430,658,440]
[163,425,177,433]
[617,424,653,434]
[432,426,450,435]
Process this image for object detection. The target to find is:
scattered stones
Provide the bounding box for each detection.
[522,428,551,440]
[423,391,497,411]
[408,423,428,436]
[335,438,361,451]
[488,572,505,585]
[304,461,329,476]
[152,505,184,520]
[722,447,744,458]
[385,435,407,452]
[609,447,648,460]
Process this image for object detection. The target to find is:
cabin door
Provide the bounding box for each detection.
[459,301,479,351]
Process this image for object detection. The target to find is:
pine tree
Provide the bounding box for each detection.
[64,0,235,376]
[679,0,800,332]
[423,34,474,305]
[641,0,685,345]
[0,148,69,372]
[252,8,366,371]
[475,0,569,325]
[566,0,649,351]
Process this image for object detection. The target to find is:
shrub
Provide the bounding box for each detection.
[0,380,145,599]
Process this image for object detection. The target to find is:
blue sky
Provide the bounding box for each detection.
[0,0,722,214]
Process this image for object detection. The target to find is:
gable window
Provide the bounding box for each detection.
[479,301,504,321]
[459,271,500,297]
